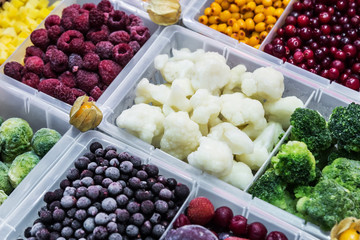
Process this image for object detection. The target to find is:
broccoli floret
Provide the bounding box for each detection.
[0,118,33,163]
[0,190,8,205]
[248,168,296,214]
[31,128,61,158]
[290,108,332,156]
[8,151,40,188]
[296,179,360,231]
[327,148,360,164]
[322,158,360,192]
[0,161,13,195]
[328,102,360,152]
[271,141,316,186]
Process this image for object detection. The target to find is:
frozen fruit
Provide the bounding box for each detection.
[229,215,248,236]
[4,62,24,81]
[83,52,100,71]
[25,56,44,75]
[86,25,110,44]
[112,43,134,66]
[130,26,150,46]
[57,30,84,53]
[109,31,130,44]
[59,71,76,88]
[82,41,96,55]
[266,231,288,240]
[247,222,267,240]
[62,4,80,19]
[76,70,100,93]
[127,14,143,30]
[68,53,83,73]
[49,49,68,73]
[30,29,50,49]
[83,3,96,11]
[43,63,57,79]
[21,72,40,89]
[61,17,75,30]
[165,225,218,240]
[25,46,45,61]
[45,15,61,30]
[108,10,129,30]
[98,60,122,85]
[97,0,113,13]
[73,12,90,33]
[173,214,191,228]
[187,197,214,225]
[128,41,141,53]
[95,41,114,59]
[213,206,234,230]
[55,83,76,104]
[38,79,62,98]
[90,86,103,101]
[89,8,105,28]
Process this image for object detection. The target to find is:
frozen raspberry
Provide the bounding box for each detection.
[130,26,150,46]
[44,45,58,63]
[38,78,62,98]
[30,29,50,49]
[79,8,89,15]
[21,72,40,89]
[128,41,140,54]
[187,197,214,225]
[49,49,68,73]
[112,43,134,67]
[82,41,96,56]
[4,62,24,81]
[45,15,61,30]
[95,41,113,59]
[98,60,122,85]
[59,71,76,88]
[60,17,74,30]
[108,10,129,30]
[25,56,44,75]
[62,4,80,19]
[83,52,100,71]
[86,25,109,44]
[89,8,105,28]
[83,3,96,11]
[108,31,130,45]
[97,0,113,13]
[127,14,143,31]
[90,86,103,101]
[72,88,86,98]
[25,46,45,61]
[55,83,76,104]
[74,12,90,33]
[57,30,84,53]
[68,53,83,73]
[76,70,99,93]
[43,63,57,78]
[47,25,64,42]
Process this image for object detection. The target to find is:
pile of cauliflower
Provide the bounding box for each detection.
[116,48,304,190]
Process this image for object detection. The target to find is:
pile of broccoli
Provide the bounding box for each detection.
[0,117,61,205]
[249,102,360,231]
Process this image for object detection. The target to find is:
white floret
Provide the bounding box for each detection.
[160,112,202,160]
[172,78,195,97]
[154,54,169,70]
[223,64,247,94]
[190,89,221,125]
[134,78,170,106]
[263,96,304,129]
[116,103,165,145]
[166,81,192,112]
[188,137,233,178]
[208,122,254,155]
[221,161,254,190]
[161,60,194,83]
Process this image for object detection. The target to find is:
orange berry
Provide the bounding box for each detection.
[209,15,221,24]
[254,13,265,23]
[225,26,233,35]
[259,30,268,40]
[248,35,260,46]
[254,4,265,14]
[199,15,209,25]
[231,12,241,19]
[254,44,261,49]
[231,32,240,40]
[262,0,272,7]
[227,18,237,26]
[237,19,246,29]
[266,23,274,31]
[204,7,212,16]
[245,18,255,31]
[220,10,232,22]
[235,0,246,6]
[210,2,222,15]
[232,22,240,32]
[246,1,256,11]
[264,6,275,16]
[255,22,266,32]
[274,8,284,18]
[229,3,240,13]
[221,1,230,10]
[243,11,254,19]
[209,24,218,30]
[218,23,227,32]
[273,0,282,8]
[238,30,246,39]
[265,15,277,24]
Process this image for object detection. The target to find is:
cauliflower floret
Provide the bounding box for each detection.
[135,78,170,106]
[188,137,233,177]
[172,78,195,97]
[116,104,165,145]
[208,122,254,155]
[161,60,194,83]
[223,64,247,94]
[166,81,192,112]
[190,89,221,125]
[154,54,169,70]
[220,93,267,129]
[221,161,254,190]
[264,96,304,129]
[160,112,202,160]
[241,67,284,101]
[241,123,267,140]
[162,104,175,117]
[208,116,223,129]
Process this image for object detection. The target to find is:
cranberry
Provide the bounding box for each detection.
[287,37,302,51]
[290,11,300,18]
[303,10,313,18]
[330,46,338,55]
[320,25,331,35]
[347,8,357,17]
[353,40,360,50]
[347,29,357,41]
[299,63,308,70]
[339,16,349,25]
[350,16,360,26]
[336,0,347,11]
[343,44,357,58]
[309,68,317,74]
[277,28,285,37]
[288,58,295,64]
[299,27,312,40]
[319,35,329,46]
[329,36,339,47]
[315,49,325,60]
[331,60,345,72]
[302,0,313,10]
[321,57,332,68]
[309,17,320,28]
[312,28,322,39]
[315,64,321,73]
[319,12,331,24]
[321,69,329,78]
[330,15,338,24]
[285,16,297,25]
[320,46,329,56]
[332,25,342,35]
[345,68,353,75]
[264,44,274,55]
[303,49,314,59]
[343,23,351,31]
[335,50,347,61]
[297,15,310,27]
[328,67,340,80]
[339,73,350,83]
[284,46,290,56]
[292,2,303,11]
[285,25,297,37]
[310,42,320,51]
[272,37,284,45]
[345,77,360,90]
[352,63,360,74]
[272,44,286,58]
[307,58,316,67]
[314,4,326,14]
[294,51,305,64]
[327,6,335,15]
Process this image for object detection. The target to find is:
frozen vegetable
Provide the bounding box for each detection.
[0,190,7,205]
[135,78,171,106]
[0,118,33,163]
[8,151,40,188]
[0,161,13,195]
[220,161,254,190]
[190,89,221,125]
[31,128,61,158]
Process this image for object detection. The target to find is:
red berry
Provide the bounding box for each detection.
[303,49,314,59]
[334,50,346,61]
[173,214,191,229]
[345,77,360,91]
[293,51,304,64]
[319,12,331,24]
[284,25,297,37]
[247,222,268,240]
[297,15,309,27]
[187,197,215,226]
[213,206,234,230]
[343,44,357,58]
[287,37,302,51]
[328,67,340,80]
[229,215,247,236]
[352,63,360,74]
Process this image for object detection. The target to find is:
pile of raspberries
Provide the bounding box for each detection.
[4,0,151,105]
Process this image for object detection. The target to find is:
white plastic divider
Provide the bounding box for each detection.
[0,0,162,114]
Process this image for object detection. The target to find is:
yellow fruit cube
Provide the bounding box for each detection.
[0,36,12,45]
[2,27,17,38]
[0,51,8,65]
[28,8,40,19]
[38,8,51,19]
[11,0,25,8]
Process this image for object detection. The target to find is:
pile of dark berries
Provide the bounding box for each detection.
[21,142,190,240]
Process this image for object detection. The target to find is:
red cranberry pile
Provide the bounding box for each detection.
[170,197,288,240]
[264,0,360,91]
[20,142,190,240]
[4,0,150,105]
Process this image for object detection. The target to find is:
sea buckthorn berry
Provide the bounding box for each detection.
[220,10,232,22]
[243,11,254,19]
[232,22,240,32]
[264,6,275,16]
[209,16,221,24]
[260,31,268,40]
[199,15,209,25]
[229,4,240,13]
[215,0,224,4]
[231,12,241,19]
[248,36,260,46]
[209,24,218,30]
[227,18,237,26]
[246,1,256,11]
[245,18,255,31]
[231,32,240,40]
[255,5,265,14]
[255,22,266,32]
[262,0,272,7]
[255,0,262,3]
[273,0,282,8]
[204,7,212,16]
[218,23,227,32]
[237,19,246,29]
[221,1,230,9]
[282,0,290,6]
[235,0,246,7]
[238,30,246,39]
[254,13,265,23]
[210,2,222,15]
[246,0,254,3]
[274,8,284,18]
[225,26,233,35]
[265,15,276,24]
[251,31,260,37]
[266,23,274,31]
[228,0,234,2]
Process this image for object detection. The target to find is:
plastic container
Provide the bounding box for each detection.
[0,130,198,239]
[0,0,162,114]
[0,79,74,221]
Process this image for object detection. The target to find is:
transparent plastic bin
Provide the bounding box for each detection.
[0,130,198,239]
[0,79,74,220]
[0,0,162,114]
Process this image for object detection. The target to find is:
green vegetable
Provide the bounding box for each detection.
[271,141,316,186]
[0,190,8,205]
[0,161,13,195]
[31,128,61,158]
[328,102,360,152]
[296,179,360,231]
[322,158,360,192]
[0,118,33,163]
[289,108,332,157]
[8,151,40,188]
[327,147,360,164]
[248,168,296,214]
[0,117,4,126]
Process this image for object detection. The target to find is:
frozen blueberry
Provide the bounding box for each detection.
[35,228,50,239]
[107,221,118,233]
[88,162,98,171]
[126,225,139,238]
[136,170,148,181]
[67,208,77,218]
[53,189,63,200]
[126,201,140,214]
[75,156,90,170]
[157,176,167,185]
[86,185,100,200]
[174,184,190,200]
[52,208,65,222]
[146,178,156,188]
[159,189,173,201]
[108,182,122,196]
[99,188,109,199]
[152,224,165,238]
[151,183,164,195]
[77,196,91,209]
[140,220,152,236]
[75,209,87,221]
[76,187,88,199]
[131,168,138,177]
[43,192,56,203]
[61,226,73,238]
[145,165,158,177]
[51,222,62,232]
[140,181,148,189]
[120,161,133,174]
[109,233,123,240]
[166,209,177,220]
[154,200,168,214]
[87,206,99,217]
[95,212,110,225]
[102,178,113,188]
[130,156,142,168]
[109,158,120,167]
[93,226,108,239]
[129,177,141,189]
[81,176,94,187]
[83,217,95,232]
[67,168,80,181]
[115,209,130,222]
[116,194,128,207]
[80,170,94,179]
[105,167,121,181]
[84,152,96,162]
[90,142,102,153]
[166,178,177,190]
[38,209,52,223]
[49,201,61,211]
[74,228,86,238]
[71,219,82,230]
[95,166,106,175]
[102,197,117,212]
[104,149,117,160]
[141,200,154,215]
[94,175,104,185]
[95,148,105,157]
[167,201,175,209]
[61,195,76,209]
[60,179,71,189]
[72,179,82,188]
[150,213,161,225]
[130,213,145,226]
[123,187,134,198]
[135,189,152,202]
